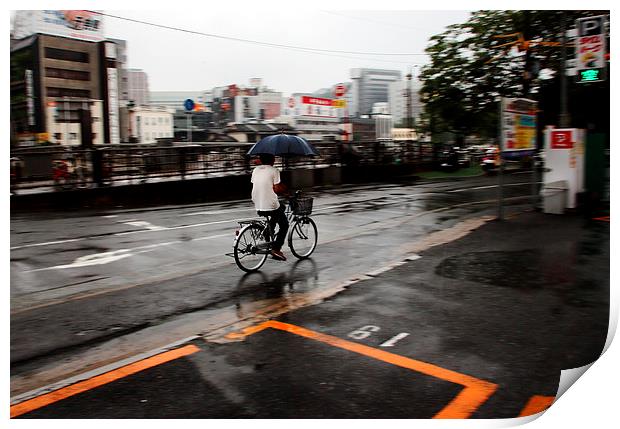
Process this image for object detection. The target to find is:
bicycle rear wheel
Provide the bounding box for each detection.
[234,224,269,272]
[288,217,318,259]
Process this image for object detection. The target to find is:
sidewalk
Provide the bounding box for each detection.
[11,210,610,419]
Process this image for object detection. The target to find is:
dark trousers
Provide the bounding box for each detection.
[257,203,289,251]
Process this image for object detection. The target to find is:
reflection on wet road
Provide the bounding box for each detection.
[11,175,544,398]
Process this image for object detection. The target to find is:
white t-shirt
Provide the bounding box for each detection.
[251,165,281,211]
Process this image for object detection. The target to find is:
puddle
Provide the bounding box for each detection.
[436,250,552,289]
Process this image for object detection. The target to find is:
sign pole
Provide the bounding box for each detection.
[498,100,504,221]
[184,99,195,143]
[64,96,69,146]
[187,112,192,143]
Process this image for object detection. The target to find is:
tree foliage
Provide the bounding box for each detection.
[419,10,608,140]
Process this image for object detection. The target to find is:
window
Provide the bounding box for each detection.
[44,47,89,63]
[46,87,90,98]
[54,133,62,140]
[45,68,90,81]
[158,117,162,124]
[70,133,78,140]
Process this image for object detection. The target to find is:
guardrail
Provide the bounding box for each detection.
[10,140,438,192]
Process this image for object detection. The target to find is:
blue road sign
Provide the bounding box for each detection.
[184,99,195,111]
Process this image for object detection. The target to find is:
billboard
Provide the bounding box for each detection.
[107,68,120,144]
[13,10,104,42]
[283,96,339,118]
[500,98,537,153]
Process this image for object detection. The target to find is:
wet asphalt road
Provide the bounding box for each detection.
[10,173,610,418]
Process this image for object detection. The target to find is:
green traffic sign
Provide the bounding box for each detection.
[577,68,604,83]
[581,69,599,81]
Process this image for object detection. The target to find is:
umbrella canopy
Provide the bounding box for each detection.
[247,133,320,157]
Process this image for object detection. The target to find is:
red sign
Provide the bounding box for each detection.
[551,130,574,149]
[301,96,332,106]
[334,84,346,97]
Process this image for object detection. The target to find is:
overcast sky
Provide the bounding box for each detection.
[8,1,615,96]
[8,3,473,95]
[98,8,472,95]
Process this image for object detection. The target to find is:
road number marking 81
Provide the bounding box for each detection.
[347,325,410,347]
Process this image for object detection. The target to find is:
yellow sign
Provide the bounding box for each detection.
[36,133,49,143]
[332,99,347,108]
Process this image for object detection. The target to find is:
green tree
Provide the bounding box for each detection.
[419,10,608,140]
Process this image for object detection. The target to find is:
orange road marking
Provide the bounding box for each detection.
[593,216,610,222]
[10,344,200,418]
[232,320,498,419]
[518,395,555,417]
[224,322,273,339]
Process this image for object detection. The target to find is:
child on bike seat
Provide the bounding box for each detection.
[251,154,289,261]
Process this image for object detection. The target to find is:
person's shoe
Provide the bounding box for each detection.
[270,249,287,261]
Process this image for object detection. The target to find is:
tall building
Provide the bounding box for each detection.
[388,79,422,127]
[350,68,402,117]
[10,19,122,146]
[127,69,150,106]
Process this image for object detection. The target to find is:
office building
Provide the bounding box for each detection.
[350,68,402,117]
[10,25,122,146]
[121,105,174,144]
[127,69,150,106]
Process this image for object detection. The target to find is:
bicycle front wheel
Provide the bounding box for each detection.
[288,217,318,259]
[234,224,269,272]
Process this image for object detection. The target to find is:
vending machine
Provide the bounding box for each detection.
[542,127,585,210]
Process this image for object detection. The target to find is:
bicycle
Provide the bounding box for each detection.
[232,191,318,273]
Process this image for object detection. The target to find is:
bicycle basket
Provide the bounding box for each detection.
[291,197,314,215]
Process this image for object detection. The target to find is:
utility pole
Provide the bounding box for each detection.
[559,11,571,127]
[406,70,413,129]
[522,10,533,96]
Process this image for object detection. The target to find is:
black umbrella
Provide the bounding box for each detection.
[247,133,320,157]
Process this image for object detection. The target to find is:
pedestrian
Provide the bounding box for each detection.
[251,153,289,261]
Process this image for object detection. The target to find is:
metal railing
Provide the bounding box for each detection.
[10,140,437,192]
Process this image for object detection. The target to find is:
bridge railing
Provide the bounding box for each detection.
[10,140,437,191]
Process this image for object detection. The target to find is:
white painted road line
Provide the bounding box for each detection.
[25,233,232,271]
[121,220,168,231]
[179,208,255,217]
[10,238,85,251]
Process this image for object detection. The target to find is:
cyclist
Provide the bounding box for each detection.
[251,153,289,261]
